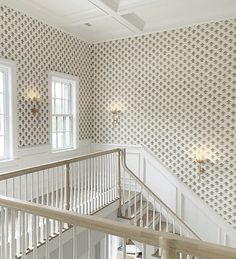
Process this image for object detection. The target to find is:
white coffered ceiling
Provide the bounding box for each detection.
[1,0,236,42]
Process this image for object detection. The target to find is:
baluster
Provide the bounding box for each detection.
[159,205,162,232]
[42,171,45,205]
[45,218,49,259]
[88,159,91,213]
[12,178,15,198]
[32,214,37,259]
[112,153,116,200]
[11,208,16,259]
[70,164,74,211]
[88,229,91,259]
[166,212,169,232]
[102,156,106,206]
[52,168,55,235]
[146,193,149,227]
[142,244,146,259]
[122,167,126,216]
[94,157,97,211]
[47,170,49,206]
[104,155,107,205]
[134,181,137,225]
[81,161,84,213]
[74,163,78,211]
[122,238,126,259]
[64,163,70,211]
[85,160,88,214]
[37,172,39,204]
[104,233,109,259]
[22,211,26,259]
[99,157,102,208]
[153,200,156,230]
[1,207,5,259]
[91,158,97,212]
[5,207,8,259]
[60,167,64,209]
[140,189,143,227]
[128,174,131,218]
[59,221,62,259]
[72,226,77,259]
[77,162,80,213]
[108,155,111,203]
[173,219,175,234]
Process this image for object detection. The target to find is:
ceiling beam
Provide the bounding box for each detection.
[88,0,145,33]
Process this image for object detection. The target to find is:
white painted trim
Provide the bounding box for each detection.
[48,71,80,153]
[0,58,17,161]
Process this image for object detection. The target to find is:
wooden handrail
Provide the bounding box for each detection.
[0,148,120,181]
[0,195,235,259]
[119,148,201,240]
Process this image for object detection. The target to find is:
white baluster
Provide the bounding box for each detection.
[11,209,16,259]
[122,238,126,259]
[5,207,8,259]
[153,200,156,230]
[45,218,49,259]
[88,229,91,259]
[166,212,169,232]
[59,221,62,259]
[99,157,102,208]
[46,170,49,206]
[32,215,37,259]
[1,207,5,259]
[140,190,143,227]
[88,159,91,213]
[73,226,77,259]
[128,174,131,218]
[81,161,84,213]
[142,244,146,259]
[22,211,26,259]
[146,193,149,227]
[134,181,137,225]
[104,233,109,259]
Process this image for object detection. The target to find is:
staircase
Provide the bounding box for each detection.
[0,148,235,259]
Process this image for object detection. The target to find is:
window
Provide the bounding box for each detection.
[0,59,15,161]
[50,73,77,152]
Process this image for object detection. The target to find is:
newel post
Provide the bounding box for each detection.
[64,163,70,210]
[161,248,177,259]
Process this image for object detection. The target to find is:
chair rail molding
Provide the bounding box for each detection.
[92,142,236,248]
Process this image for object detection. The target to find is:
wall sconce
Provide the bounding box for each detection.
[31,95,43,116]
[111,105,121,128]
[195,150,207,180]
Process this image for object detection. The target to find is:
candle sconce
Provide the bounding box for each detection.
[111,106,121,129]
[31,94,43,116]
[195,150,208,181]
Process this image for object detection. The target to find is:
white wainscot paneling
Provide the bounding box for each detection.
[182,195,219,243]
[145,157,177,212]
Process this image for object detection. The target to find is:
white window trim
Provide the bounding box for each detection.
[0,58,17,162]
[48,71,79,153]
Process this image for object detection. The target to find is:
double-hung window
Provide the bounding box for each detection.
[0,59,15,161]
[51,73,77,152]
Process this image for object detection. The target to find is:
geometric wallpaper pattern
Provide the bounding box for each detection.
[0,5,93,147]
[1,5,236,227]
[92,20,236,227]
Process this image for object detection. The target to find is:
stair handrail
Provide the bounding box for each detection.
[0,148,121,181]
[0,195,235,259]
[119,148,201,240]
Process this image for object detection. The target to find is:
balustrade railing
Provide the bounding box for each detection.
[0,196,236,259]
[0,148,235,259]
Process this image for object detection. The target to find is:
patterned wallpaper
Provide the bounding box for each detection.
[1,4,236,228]
[0,5,93,147]
[92,20,236,227]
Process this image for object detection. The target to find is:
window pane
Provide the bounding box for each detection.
[65,132,71,147]
[57,116,63,132]
[57,133,64,149]
[0,115,4,135]
[52,116,56,132]
[0,136,4,157]
[65,117,71,132]
[52,133,57,149]
[0,72,3,92]
[63,83,70,100]
[0,94,4,114]
[55,82,62,98]
[55,99,62,114]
